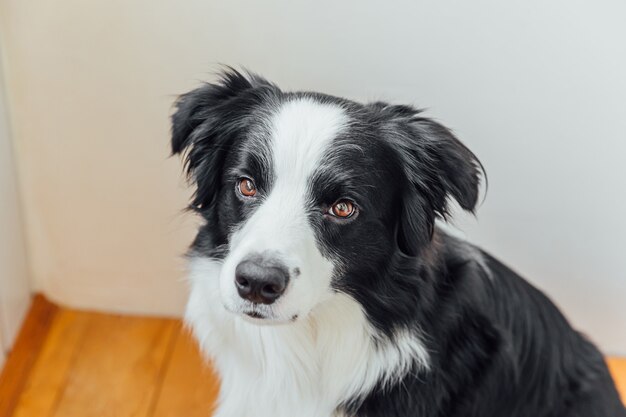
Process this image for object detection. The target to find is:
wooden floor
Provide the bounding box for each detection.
[0,296,624,417]
[0,296,219,417]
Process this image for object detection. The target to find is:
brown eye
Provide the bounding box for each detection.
[330,200,356,218]
[238,178,257,197]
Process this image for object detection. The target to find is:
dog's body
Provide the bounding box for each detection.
[173,69,625,417]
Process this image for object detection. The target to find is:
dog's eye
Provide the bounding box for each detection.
[330,200,356,218]
[237,178,257,197]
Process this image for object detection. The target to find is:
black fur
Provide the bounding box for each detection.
[172,69,625,417]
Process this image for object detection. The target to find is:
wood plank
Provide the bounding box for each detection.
[151,325,220,417]
[11,309,89,417]
[608,357,626,405]
[0,295,57,417]
[48,313,177,417]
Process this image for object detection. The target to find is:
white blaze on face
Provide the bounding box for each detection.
[219,98,349,321]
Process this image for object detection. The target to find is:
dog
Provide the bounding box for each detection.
[172,69,625,417]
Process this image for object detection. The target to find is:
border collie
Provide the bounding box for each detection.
[173,69,625,417]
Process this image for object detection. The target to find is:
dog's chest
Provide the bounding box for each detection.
[187,294,381,416]
[206,320,358,417]
[205,305,373,417]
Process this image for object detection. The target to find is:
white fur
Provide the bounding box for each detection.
[185,98,430,416]
[186,256,430,417]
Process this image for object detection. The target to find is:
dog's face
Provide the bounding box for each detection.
[173,70,481,324]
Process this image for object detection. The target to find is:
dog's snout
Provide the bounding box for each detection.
[235,258,289,305]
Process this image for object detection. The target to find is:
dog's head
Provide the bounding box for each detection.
[173,69,482,324]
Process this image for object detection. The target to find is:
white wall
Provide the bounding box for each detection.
[0,0,624,352]
[0,39,31,357]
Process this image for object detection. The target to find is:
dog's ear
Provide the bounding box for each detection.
[171,69,263,155]
[378,104,483,255]
[171,68,273,213]
[408,116,483,213]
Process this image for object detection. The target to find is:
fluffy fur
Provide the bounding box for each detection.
[173,69,625,417]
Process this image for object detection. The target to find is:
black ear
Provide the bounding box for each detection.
[171,69,261,155]
[410,116,483,213]
[171,68,273,212]
[380,104,483,255]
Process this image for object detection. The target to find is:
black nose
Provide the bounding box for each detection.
[235,259,289,305]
